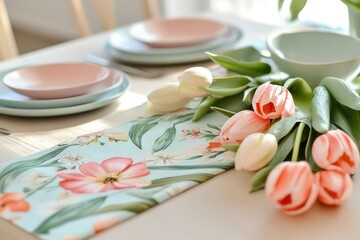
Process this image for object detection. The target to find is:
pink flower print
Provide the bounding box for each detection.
[93,216,121,234]
[181,129,189,136]
[58,157,151,194]
[0,193,30,216]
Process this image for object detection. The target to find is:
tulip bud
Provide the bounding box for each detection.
[220,110,270,145]
[315,169,352,206]
[312,129,360,174]
[235,133,277,171]
[252,82,295,119]
[265,161,319,215]
[147,82,192,113]
[178,67,213,98]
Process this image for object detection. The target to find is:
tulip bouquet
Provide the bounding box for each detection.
[146,46,360,215]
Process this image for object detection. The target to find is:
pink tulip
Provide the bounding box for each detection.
[220,110,270,145]
[252,82,295,119]
[312,129,360,174]
[315,169,352,206]
[265,161,319,215]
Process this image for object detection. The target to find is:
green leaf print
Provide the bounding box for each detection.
[94,201,154,215]
[152,126,176,153]
[0,144,75,193]
[34,196,106,234]
[129,121,158,149]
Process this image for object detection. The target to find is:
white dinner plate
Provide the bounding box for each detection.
[3,63,110,99]
[0,69,124,109]
[0,73,130,117]
[105,25,243,65]
[128,18,228,48]
[108,25,237,55]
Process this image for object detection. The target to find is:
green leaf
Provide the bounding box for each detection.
[342,0,360,9]
[254,72,289,85]
[320,77,360,110]
[145,173,215,188]
[213,92,251,113]
[34,197,106,234]
[192,96,219,121]
[248,126,303,191]
[351,75,360,93]
[0,144,74,193]
[211,75,253,88]
[311,86,330,133]
[206,52,271,77]
[331,101,360,146]
[153,127,177,153]
[269,127,298,167]
[221,46,265,62]
[242,86,257,105]
[289,0,308,20]
[305,129,322,172]
[129,121,158,149]
[210,106,236,118]
[284,78,313,115]
[278,0,285,10]
[204,85,249,98]
[249,166,274,192]
[267,109,308,140]
[204,75,251,98]
[222,144,239,152]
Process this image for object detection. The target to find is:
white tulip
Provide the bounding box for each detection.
[235,133,278,171]
[147,82,192,113]
[178,67,213,98]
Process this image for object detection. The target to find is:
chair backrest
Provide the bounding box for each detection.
[0,0,160,60]
[0,0,18,60]
[68,0,160,37]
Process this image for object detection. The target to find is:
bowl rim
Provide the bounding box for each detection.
[266,29,360,66]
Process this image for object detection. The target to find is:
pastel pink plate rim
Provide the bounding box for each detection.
[129,18,228,48]
[2,63,110,99]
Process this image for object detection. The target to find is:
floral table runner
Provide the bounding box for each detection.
[0,105,234,239]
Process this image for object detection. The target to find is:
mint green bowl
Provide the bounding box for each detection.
[267,30,360,88]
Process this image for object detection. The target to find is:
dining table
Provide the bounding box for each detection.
[0,14,359,240]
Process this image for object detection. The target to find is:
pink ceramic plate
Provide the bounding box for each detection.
[129,18,228,48]
[3,63,110,99]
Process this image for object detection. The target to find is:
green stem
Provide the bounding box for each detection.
[26,177,56,198]
[291,122,305,162]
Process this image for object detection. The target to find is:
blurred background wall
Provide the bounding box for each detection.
[4,0,348,55]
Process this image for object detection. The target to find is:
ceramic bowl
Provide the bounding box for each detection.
[267,30,360,88]
[129,18,228,48]
[3,63,110,99]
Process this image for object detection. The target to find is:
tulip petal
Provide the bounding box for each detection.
[236,133,277,171]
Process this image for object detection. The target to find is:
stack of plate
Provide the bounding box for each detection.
[105,18,243,65]
[0,63,130,117]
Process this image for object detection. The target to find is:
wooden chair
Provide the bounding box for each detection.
[0,0,159,60]
[68,0,160,37]
[0,0,18,60]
